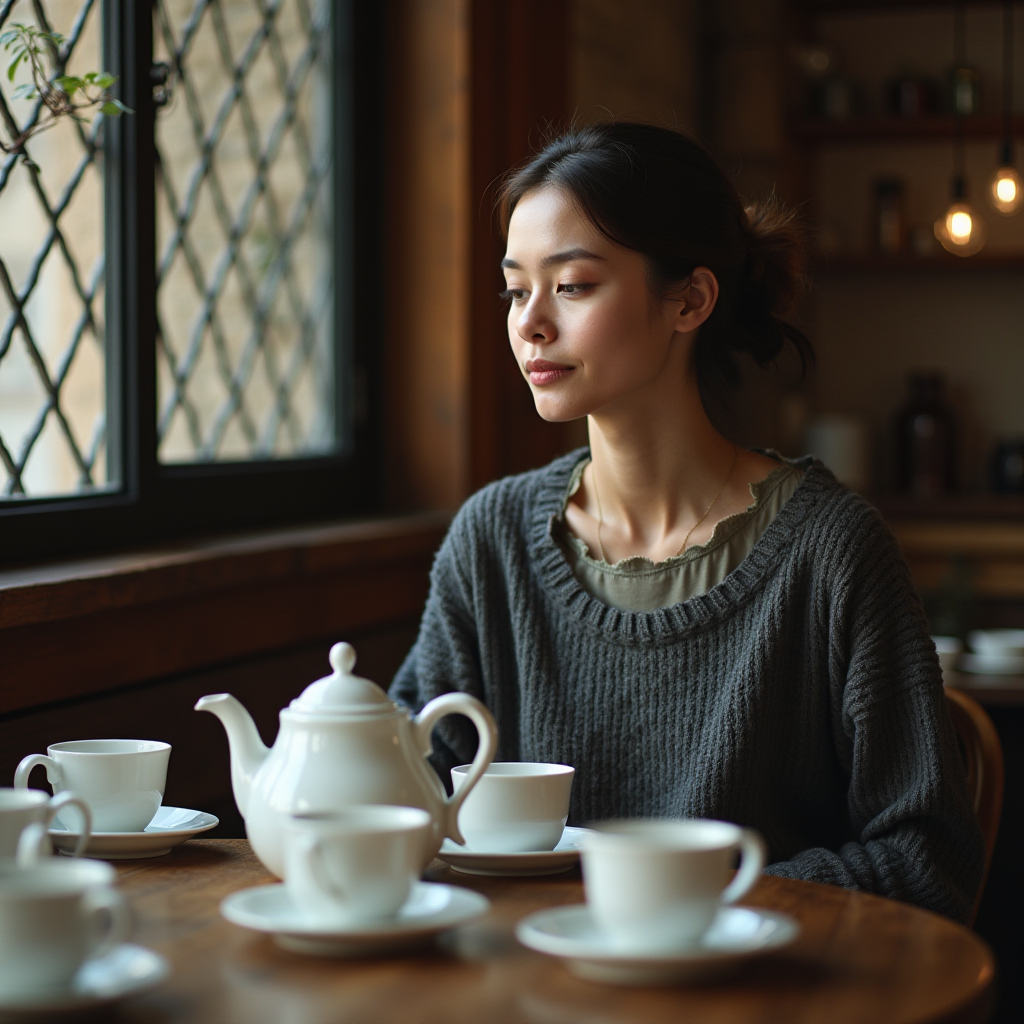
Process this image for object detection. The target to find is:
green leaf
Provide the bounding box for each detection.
[56,75,84,96]
[0,31,18,48]
[11,82,36,100]
[7,52,23,82]
[93,72,116,90]
[101,98,133,116]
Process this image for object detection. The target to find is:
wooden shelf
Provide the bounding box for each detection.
[814,253,1024,273]
[792,115,1024,145]
[874,493,1024,520]
[797,1,1010,13]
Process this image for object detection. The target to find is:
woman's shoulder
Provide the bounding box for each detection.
[786,457,909,580]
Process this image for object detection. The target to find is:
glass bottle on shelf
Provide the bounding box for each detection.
[872,178,908,254]
[893,372,958,497]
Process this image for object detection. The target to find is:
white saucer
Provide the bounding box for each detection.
[49,806,219,859]
[438,827,592,876]
[960,652,1024,676]
[0,943,169,1014]
[220,880,490,956]
[516,904,799,985]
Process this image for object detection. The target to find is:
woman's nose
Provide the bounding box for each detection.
[517,300,556,344]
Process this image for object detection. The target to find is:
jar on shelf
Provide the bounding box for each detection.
[886,73,937,117]
[871,178,908,254]
[893,372,958,496]
[949,66,981,116]
[991,438,1024,494]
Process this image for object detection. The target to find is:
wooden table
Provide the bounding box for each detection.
[110,839,995,1024]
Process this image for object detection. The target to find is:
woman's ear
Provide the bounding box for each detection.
[672,267,719,334]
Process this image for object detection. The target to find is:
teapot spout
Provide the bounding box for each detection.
[195,693,269,819]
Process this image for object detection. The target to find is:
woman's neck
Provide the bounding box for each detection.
[568,372,778,564]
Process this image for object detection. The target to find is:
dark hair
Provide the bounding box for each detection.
[497,122,813,408]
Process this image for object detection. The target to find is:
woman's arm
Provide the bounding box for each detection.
[766,513,985,923]
[389,521,487,782]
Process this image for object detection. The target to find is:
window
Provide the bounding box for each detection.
[0,0,380,564]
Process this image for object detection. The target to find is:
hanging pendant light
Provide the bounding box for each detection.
[990,1,1021,214]
[936,174,988,254]
[935,3,987,255]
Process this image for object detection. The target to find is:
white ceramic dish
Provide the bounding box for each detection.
[48,806,219,859]
[0,943,169,1014]
[220,880,489,956]
[438,826,592,876]
[967,629,1024,658]
[960,652,1024,676]
[516,904,799,986]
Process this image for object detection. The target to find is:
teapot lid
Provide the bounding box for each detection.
[289,643,397,716]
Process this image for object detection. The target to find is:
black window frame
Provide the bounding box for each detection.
[0,0,383,565]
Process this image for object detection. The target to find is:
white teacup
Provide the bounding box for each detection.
[451,762,575,853]
[284,806,432,927]
[15,740,171,833]
[582,819,768,953]
[0,788,92,860]
[0,857,129,1001]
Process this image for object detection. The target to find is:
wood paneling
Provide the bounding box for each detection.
[385,0,471,511]
[0,515,446,715]
[466,1,586,492]
[385,0,583,512]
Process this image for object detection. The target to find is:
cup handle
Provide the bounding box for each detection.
[721,828,768,905]
[83,887,130,961]
[15,821,50,867]
[14,753,61,792]
[46,793,93,858]
[413,693,498,845]
[298,833,347,903]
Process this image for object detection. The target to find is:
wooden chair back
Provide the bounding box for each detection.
[944,686,1004,927]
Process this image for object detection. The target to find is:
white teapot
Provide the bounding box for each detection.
[196,642,497,878]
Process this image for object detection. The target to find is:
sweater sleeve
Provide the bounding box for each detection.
[765,509,985,922]
[389,513,488,783]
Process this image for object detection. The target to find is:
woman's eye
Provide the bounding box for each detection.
[499,288,526,304]
[558,283,592,295]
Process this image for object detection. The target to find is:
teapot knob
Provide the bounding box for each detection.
[329,642,357,675]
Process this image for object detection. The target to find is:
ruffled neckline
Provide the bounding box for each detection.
[526,447,835,644]
[559,458,800,573]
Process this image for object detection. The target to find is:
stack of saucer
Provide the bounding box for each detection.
[961,629,1024,677]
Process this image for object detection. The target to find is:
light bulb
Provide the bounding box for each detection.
[934,201,987,256]
[990,165,1022,214]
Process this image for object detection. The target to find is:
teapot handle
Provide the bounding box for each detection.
[413,693,498,845]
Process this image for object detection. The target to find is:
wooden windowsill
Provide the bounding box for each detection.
[0,513,450,715]
[0,513,451,632]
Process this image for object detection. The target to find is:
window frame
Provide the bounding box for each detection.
[0,0,383,565]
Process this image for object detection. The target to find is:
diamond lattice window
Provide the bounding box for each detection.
[0,0,107,500]
[154,0,335,464]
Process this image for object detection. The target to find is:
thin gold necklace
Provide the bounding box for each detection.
[591,446,739,564]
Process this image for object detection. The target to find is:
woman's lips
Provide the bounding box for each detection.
[525,359,574,386]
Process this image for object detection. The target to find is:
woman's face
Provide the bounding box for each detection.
[502,187,689,423]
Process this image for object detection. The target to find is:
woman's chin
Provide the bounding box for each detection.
[531,399,589,424]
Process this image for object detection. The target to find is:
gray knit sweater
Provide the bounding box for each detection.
[390,450,984,922]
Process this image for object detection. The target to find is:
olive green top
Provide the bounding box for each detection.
[554,457,804,611]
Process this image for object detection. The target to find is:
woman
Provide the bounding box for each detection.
[390,122,983,922]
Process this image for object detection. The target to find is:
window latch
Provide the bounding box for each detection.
[151,62,172,108]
